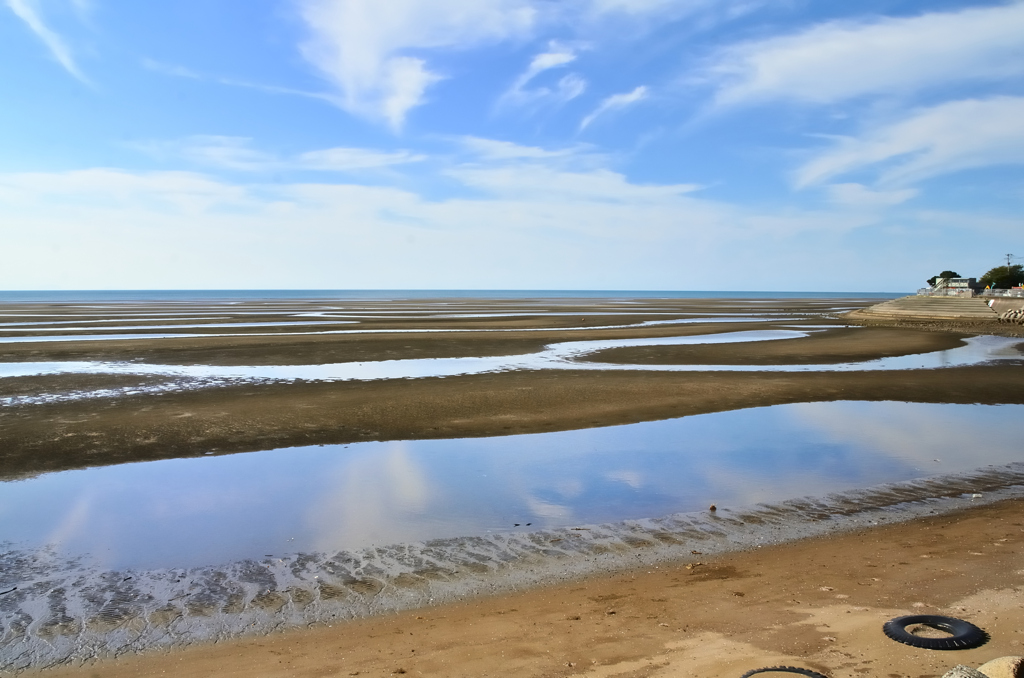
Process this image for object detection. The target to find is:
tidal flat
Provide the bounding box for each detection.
[2,295,1024,673]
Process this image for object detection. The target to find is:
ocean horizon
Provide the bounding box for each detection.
[0,289,906,302]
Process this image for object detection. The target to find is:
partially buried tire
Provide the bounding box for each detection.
[882,615,988,650]
[740,667,829,678]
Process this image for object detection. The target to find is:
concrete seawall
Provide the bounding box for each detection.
[989,298,1024,315]
[848,296,998,321]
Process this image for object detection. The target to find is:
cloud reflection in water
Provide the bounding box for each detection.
[0,402,1022,570]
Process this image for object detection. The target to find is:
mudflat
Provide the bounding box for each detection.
[2,297,1022,481]
[3,295,1024,674]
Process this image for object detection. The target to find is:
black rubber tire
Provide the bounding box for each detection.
[882,615,988,650]
[740,667,829,678]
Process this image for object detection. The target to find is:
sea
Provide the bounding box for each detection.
[0,289,906,302]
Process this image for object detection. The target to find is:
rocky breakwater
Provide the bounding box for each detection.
[997,305,1024,326]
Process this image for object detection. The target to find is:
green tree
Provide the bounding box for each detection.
[926,270,960,286]
[979,265,1024,289]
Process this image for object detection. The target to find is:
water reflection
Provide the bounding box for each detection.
[0,402,1021,570]
[306,443,433,553]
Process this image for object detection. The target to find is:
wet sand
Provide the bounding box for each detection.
[22,498,1024,678]
[3,296,1024,673]
[5,363,1024,481]
[3,298,1023,481]
[582,326,968,365]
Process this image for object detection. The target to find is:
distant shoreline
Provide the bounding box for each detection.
[0,289,907,302]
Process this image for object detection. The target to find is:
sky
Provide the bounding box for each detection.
[2,0,1023,292]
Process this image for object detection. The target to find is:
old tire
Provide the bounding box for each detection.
[883,615,988,650]
[740,667,829,678]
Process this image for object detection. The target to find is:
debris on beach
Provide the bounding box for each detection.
[942,657,1024,678]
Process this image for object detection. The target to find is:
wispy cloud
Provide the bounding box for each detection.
[0,168,251,213]
[825,183,918,208]
[497,43,587,111]
[584,0,767,31]
[142,58,338,106]
[459,136,588,161]
[295,0,537,130]
[291,0,746,131]
[706,2,1024,109]
[796,97,1024,188]
[447,151,699,204]
[141,58,203,80]
[134,136,425,173]
[6,0,87,82]
[296,146,426,171]
[580,85,648,130]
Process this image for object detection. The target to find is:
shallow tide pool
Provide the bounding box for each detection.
[1,334,1020,399]
[1,401,1022,571]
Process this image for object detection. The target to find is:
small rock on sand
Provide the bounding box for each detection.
[945,667,988,678]
[977,657,1024,678]
[944,658,1024,678]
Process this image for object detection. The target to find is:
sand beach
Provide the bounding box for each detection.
[2,294,1023,676]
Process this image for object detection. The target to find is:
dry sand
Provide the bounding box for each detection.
[23,498,1024,678]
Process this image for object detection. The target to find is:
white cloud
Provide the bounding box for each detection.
[141,58,202,80]
[6,0,86,81]
[0,168,251,214]
[0,163,946,292]
[797,97,1024,187]
[297,146,425,171]
[0,165,730,289]
[580,85,648,130]
[452,136,696,203]
[143,58,341,107]
[162,137,273,172]
[459,136,589,161]
[2,139,960,291]
[497,43,587,110]
[291,0,755,130]
[296,0,537,130]
[586,0,763,26]
[825,183,918,208]
[448,164,698,204]
[513,46,578,91]
[708,2,1024,108]
[526,48,576,73]
[134,136,424,172]
[591,0,686,15]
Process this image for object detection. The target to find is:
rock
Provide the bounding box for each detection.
[977,657,1024,678]
[943,666,988,678]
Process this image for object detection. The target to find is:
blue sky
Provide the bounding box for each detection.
[2,0,1023,291]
